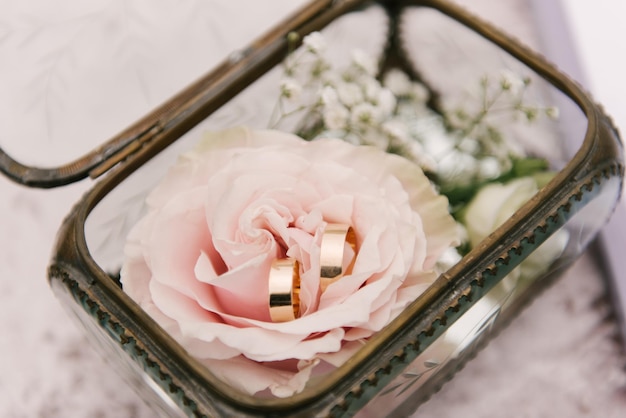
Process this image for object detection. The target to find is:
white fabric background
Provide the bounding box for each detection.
[0,1,624,417]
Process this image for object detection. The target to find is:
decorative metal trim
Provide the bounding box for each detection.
[329,162,624,417]
[49,265,209,418]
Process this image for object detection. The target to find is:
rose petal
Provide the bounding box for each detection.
[201,356,320,398]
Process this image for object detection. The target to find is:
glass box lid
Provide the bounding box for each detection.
[0,0,313,187]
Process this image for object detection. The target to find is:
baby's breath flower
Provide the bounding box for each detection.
[478,156,501,179]
[319,85,339,106]
[438,151,478,184]
[361,127,390,149]
[322,103,350,130]
[499,69,525,95]
[411,147,438,173]
[280,78,302,101]
[337,82,364,107]
[545,106,559,120]
[283,54,299,77]
[410,81,431,103]
[524,107,538,122]
[309,59,330,79]
[302,31,326,54]
[362,77,383,103]
[382,119,435,169]
[350,102,379,127]
[382,119,409,141]
[383,69,413,97]
[376,88,397,117]
[458,137,479,154]
[321,70,342,87]
[446,108,469,129]
[350,49,378,76]
[418,118,456,159]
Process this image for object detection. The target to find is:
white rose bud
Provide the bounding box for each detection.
[464,177,568,280]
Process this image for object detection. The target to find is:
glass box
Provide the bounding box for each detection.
[1,0,622,417]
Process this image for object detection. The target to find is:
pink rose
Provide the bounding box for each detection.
[121,127,459,397]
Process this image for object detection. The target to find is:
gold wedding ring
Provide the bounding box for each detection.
[319,223,356,293]
[268,223,356,322]
[268,258,300,322]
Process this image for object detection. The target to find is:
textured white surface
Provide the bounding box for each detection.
[1,1,625,417]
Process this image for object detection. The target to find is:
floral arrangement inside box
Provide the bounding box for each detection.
[119,32,565,398]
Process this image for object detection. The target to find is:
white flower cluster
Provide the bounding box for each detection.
[439,69,560,185]
[272,32,558,188]
[272,32,438,172]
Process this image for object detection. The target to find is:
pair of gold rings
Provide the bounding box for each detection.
[268,223,356,322]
